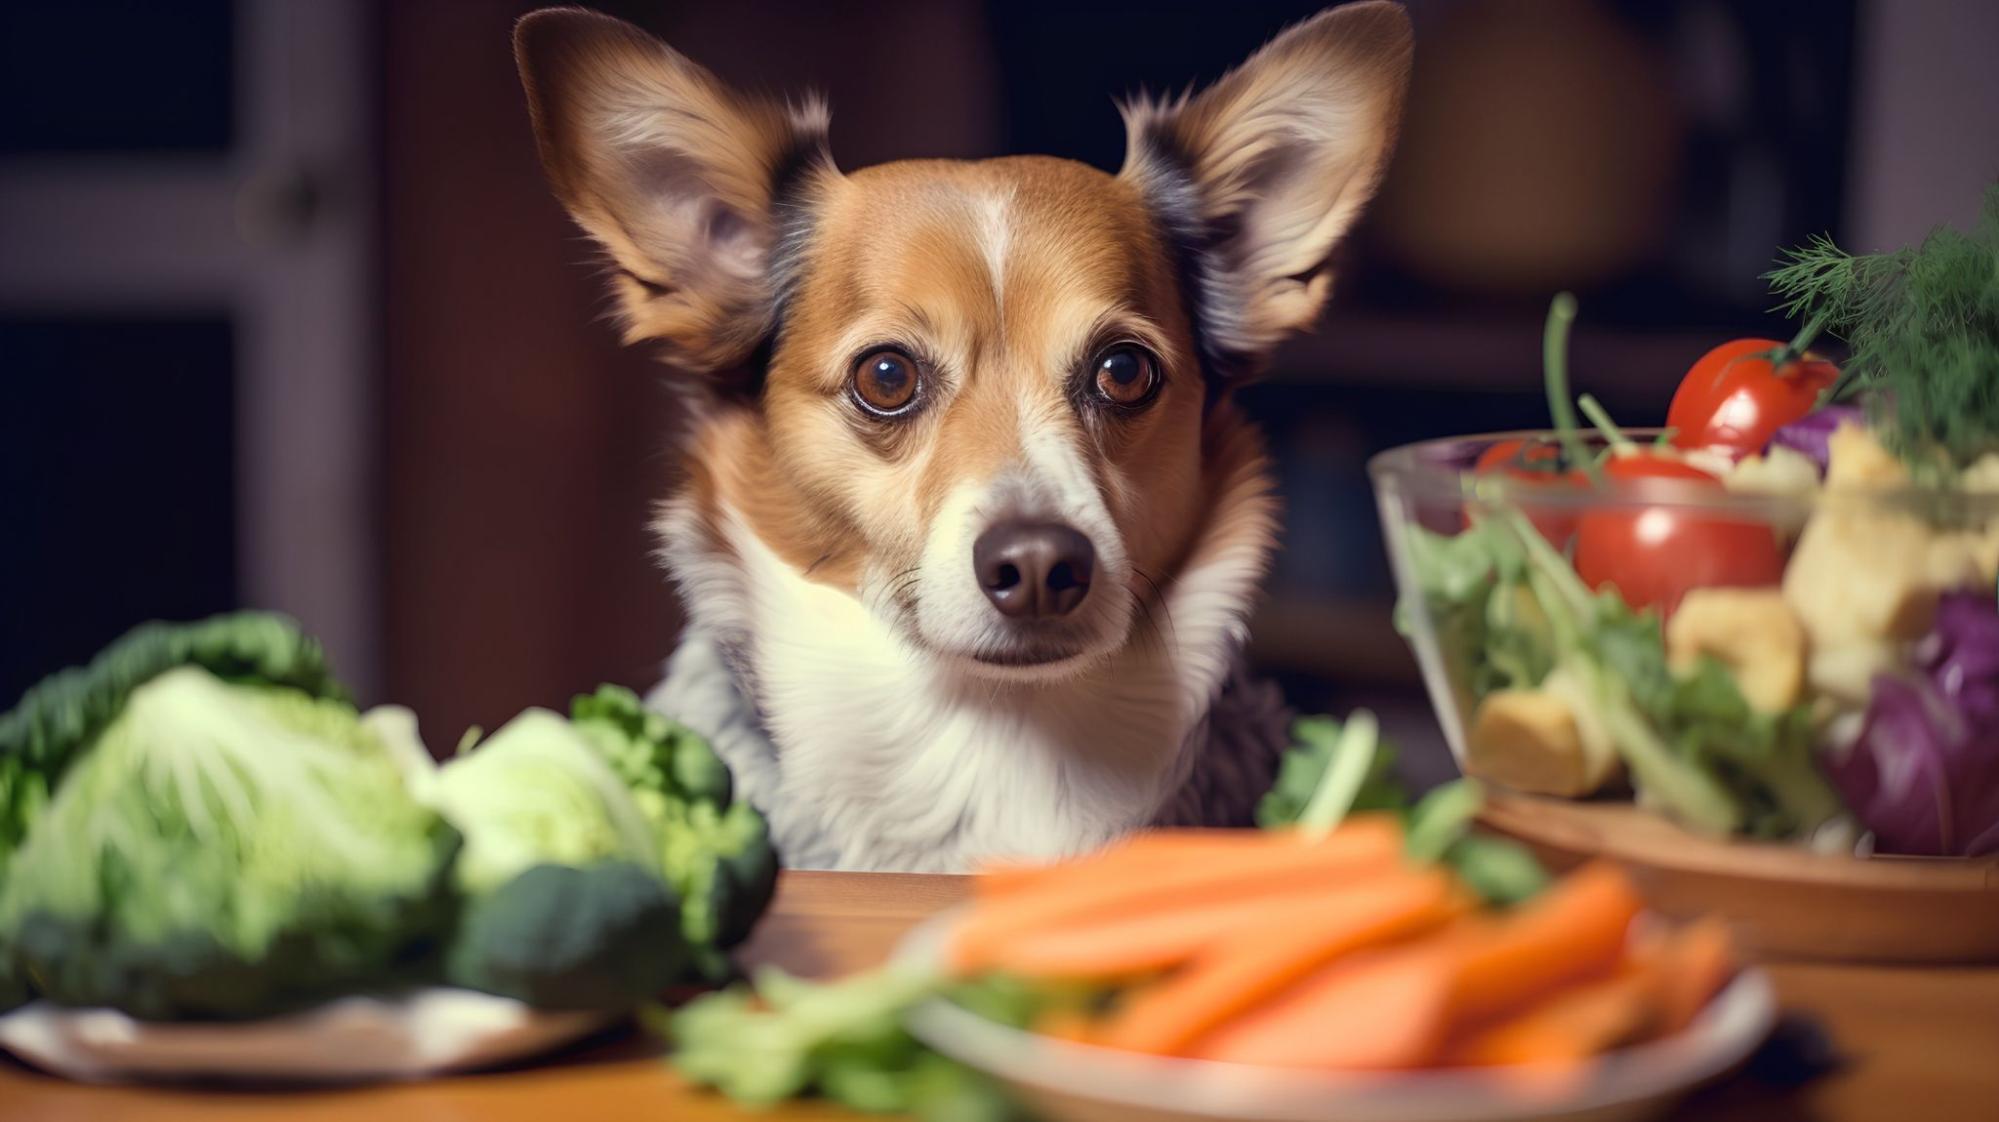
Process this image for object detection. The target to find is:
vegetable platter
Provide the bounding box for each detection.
[1371,185,1999,960]
[0,612,777,1082]
[666,715,1776,1122]
[893,907,1773,1122]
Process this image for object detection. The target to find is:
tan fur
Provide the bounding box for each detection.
[772,159,1205,600]
[1120,1,1413,374]
[664,156,1209,612]
[516,7,832,373]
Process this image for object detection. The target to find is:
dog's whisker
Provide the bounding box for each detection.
[863,565,926,620]
[1131,566,1177,653]
[1130,584,1171,663]
[1122,583,1153,654]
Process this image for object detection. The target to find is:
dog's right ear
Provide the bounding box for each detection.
[515,8,835,375]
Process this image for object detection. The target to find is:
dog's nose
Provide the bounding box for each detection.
[974,522,1095,619]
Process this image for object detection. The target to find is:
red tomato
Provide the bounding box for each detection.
[1472,438,1584,545]
[1667,338,1839,457]
[1475,438,1563,474]
[1573,453,1786,614]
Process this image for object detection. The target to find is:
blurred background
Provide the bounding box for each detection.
[4,0,1995,781]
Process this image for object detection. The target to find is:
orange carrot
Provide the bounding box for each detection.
[1652,916,1737,1035]
[973,820,1402,899]
[1035,1008,1100,1044]
[1097,870,1463,1054]
[1449,861,1644,1026]
[984,865,1428,981]
[1184,864,1643,1070]
[1188,936,1463,1069]
[948,818,1405,974]
[1447,963,1662,1067]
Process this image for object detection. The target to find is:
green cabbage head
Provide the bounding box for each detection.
[0,665,457,1019]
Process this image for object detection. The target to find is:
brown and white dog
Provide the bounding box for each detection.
[514,4,1412,871]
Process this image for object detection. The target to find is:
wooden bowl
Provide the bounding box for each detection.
[1478,791,1999,964]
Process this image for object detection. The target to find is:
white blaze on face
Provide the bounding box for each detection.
[897,183,1139,676]
[975,188,1014,309]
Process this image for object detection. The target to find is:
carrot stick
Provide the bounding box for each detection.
[1097,870,1463,1054]
[1035,1009,1099,1044]
[948,819,1405,975]
[1188,936,1463,1069]
[1181,863,1643,1070]
[1449,861,1643,1026]
[1652,916,1737,1035]
[986,862,1430,980]
[1447,963,1662,1067]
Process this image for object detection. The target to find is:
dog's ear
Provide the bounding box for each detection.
[515,8,835,375]
[1120,1,1412,381]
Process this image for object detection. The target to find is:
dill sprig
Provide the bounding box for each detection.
[1764,183,1999,468]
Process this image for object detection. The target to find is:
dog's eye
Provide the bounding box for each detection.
[851,348,922,416]
[1092,345,1161,408]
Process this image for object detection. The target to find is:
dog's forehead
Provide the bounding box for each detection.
[800,157,1174,336]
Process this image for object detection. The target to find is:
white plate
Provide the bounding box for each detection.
[0,988,616,1085]
[894,910,1777,1122]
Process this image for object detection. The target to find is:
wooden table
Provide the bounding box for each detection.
[3,872,1995,1121]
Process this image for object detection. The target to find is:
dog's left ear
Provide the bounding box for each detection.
[1120,1,1412,380]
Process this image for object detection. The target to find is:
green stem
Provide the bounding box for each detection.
[1773,311,1829,366]
[1821,364,1867,405]
[1501,506,1594,620]
[1544,293,1600,484]
[1579,662,1744,837]
[1577,394,1635,451]
[1296,710,1380,838]
[1405,779,1485,863]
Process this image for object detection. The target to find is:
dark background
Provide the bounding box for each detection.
[4,0,1995,778]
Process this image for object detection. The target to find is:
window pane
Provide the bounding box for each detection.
[0,317,238,701]
[0,1,234,155]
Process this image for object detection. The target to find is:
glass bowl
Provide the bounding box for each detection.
[1368,430,1999,961]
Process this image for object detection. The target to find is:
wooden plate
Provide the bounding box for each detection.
[1478,791,1999,964]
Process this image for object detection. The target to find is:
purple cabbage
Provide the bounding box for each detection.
[1828,592,1999,856]
[1768,405,1866,475]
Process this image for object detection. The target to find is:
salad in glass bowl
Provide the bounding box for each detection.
[1374,189,1999,861]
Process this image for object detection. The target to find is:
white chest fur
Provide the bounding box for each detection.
[654,425,1277,872]
[681,509,1207,871]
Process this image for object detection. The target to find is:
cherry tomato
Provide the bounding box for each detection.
[1475,438,1563,475]
[1573,453,1786,615]
[1667,338,1839,457]
[1471,437,1584,545]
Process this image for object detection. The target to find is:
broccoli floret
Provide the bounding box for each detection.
[435,708,691,1008]
[572,683,732,809]
[568,685,778,975]
[446,861,684,1011]
[0,666,457,1019]
[661,799,779,957]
